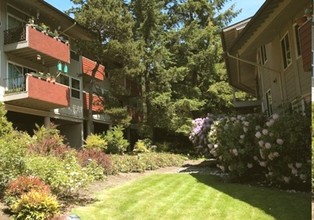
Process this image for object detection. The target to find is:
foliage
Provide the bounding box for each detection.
[103,126,129,154]
[0,131,28,192]
[133,139,152,153]
[28,125,71,159]
[76,148,113,175]
[0,102,13,137]
[104,107,132,128]
[84,134,108,151]
[4,176,51,207]
[312,103,314,192]
[25,154,93,198]
[110,153,186,173]
[192,112,311,190]
[11,190,60,220]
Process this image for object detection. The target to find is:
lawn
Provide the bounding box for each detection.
[71,173,311,220]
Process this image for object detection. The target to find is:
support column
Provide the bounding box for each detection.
[44,116,50,128]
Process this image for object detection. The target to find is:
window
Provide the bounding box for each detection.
[7,63,36,91]
[71,78,81,99]
[294,25,301,57]
[281,33,292,69]
[265,90,273,117]
[259,45,267,65]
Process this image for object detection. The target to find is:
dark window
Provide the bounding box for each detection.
[281,33,292,69]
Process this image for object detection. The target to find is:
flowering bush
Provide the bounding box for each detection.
[207,114,265,179]
[189,116,213,152]
[254,113,311,188]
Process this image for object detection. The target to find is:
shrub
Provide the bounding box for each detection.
[28,125,71,159]
[4,176,51,206]
[133,139,152,153]
[76,148,113,175]
[0,102,13,137]
[0,131,28,192]
[103,126,129,154]
[25,154,93,198]
[84,134,108,151]
[11,190,60,220]
[207,114,265,179]
[255,113,311,189]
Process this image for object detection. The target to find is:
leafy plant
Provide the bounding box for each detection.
[84,134,108,151]
[133,139,152,153]
[103,126,129,154]
[4,176,51,206]
[11,190,59,220]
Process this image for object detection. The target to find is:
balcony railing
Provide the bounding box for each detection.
[4,76,26,94]
[4,26,26,45]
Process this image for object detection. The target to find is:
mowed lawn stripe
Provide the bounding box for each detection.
[72,174,311,220]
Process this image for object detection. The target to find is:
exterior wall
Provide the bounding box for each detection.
[257,13,311,113]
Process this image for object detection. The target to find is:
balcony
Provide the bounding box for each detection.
[4,74,70,110]
[83,92,105,112]
[4,25,70,66]
[82,57,105,81]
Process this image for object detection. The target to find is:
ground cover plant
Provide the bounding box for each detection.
[71,174,311,220]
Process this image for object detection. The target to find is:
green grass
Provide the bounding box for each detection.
[71,174,311,220]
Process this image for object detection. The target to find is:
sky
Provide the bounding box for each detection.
[45,0,265,25]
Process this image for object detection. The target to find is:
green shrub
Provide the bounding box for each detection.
[255,112,311,189]
[84,134,108,151]
[0,131,28,192]
[11,190,60,220]
[0,102,13,137]
[110,153,186,173]
[103,126,129,154]
[25,154,93,198]
[4,176,51,206]
[133,139,151,153]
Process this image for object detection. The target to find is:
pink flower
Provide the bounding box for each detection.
[262,129,268,135]
[265,142,271,149]
[255,131,262,138]
[247,163,253,168]
[276,139,284,145]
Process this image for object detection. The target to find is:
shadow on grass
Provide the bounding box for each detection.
[181,161,311,220]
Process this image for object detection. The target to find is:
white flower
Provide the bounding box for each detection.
[300,174,306,180]
[253,156,258,161]
[288,163,294,169]
[243,127,248,133]
[259,161,267,167]
[272,113,279,120]
[232,148,238,156]
[283,176,291,183]
[220,165,225,172]
[243,121,249,127]
[207,144,213,149]
[268,153,274,160]
[269,132,274,137]
[214,144,218,148]
[266,119,274,127]
[268,172,273,176]
[219,156,223,160]
[240,134,245,139]
[231,117,236,121]
[295,163,302,168]
[276,139,284,145]
[262,129,268,135]
[259,149,265,159]
[247,163,253,168]
[265,142,271,149]
[255,131,262,139]
[273,152,280,157]
[228,165,233,171]
[258,140,264,147]
[291,168,298,175]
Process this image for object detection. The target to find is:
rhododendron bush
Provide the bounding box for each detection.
[190,112,311,190]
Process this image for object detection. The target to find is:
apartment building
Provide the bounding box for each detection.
[221,0,312,115]
[0,0,112,147]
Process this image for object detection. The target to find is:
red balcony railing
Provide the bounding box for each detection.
[4,74,70,110]
[83,92,105,112]
[4,25,70,65]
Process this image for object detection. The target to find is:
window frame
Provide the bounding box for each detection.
[293,24,301,58]
[265,89,273,117]
[280,32,292,69]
